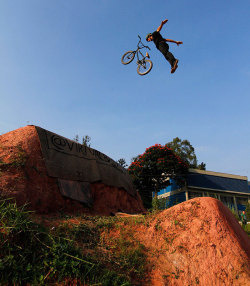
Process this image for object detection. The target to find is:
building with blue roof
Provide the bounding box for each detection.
[158,169,250,213]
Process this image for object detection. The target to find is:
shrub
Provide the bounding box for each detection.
[0,198,131,285]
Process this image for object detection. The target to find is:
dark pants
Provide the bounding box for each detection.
[158,42,176,67]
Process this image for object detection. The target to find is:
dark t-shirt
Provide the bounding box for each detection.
[152,31,165,49]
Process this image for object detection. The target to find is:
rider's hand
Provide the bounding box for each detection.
[176,41,183,46]
[162,19,168,24]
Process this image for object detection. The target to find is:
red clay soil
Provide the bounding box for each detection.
[1,127,250,285]
[0,126,145,215]
[124,197,250,285]
[39,197,250,286]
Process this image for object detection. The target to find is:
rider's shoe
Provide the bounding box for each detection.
[171,59,179,74]
[146,52,150,58]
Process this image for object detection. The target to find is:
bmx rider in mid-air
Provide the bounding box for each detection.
[146,19,183,74]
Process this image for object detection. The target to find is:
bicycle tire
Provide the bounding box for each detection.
[137,59,153,75]
[121,51,135,65]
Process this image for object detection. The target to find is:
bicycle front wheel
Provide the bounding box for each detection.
[137,59,153,75]
[121,51,135,65]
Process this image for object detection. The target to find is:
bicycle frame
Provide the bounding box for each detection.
[134,35,150,63]
[121,35,153,75]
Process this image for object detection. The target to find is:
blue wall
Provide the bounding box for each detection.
[158,179,180,196]
[237,204,246,211]
[158,180,185,208]
[165,191,186,208]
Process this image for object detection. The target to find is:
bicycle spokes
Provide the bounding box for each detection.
[121,51,135,65]
[121,35,153,75]
[141,60,147,69]
[137,59,153,76]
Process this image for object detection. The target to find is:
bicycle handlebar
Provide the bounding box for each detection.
[137,35,151,50]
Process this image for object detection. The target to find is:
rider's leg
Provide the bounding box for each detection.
[158,42,178,72]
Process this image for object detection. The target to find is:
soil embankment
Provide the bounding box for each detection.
[1,127,250,285]
[44,197,250,285]
[0,126,145,215]
[126,197,250,285]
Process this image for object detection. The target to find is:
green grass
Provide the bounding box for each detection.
[242,223,250,237]
[0,198,148,285]
[0,198,134,285]
[1,196,249,285]
[111,234,146,279]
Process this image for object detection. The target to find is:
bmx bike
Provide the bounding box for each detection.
[121,35,153,76]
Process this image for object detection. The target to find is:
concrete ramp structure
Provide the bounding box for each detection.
[0,126,145,215]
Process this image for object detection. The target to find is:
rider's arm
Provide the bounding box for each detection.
[156,19,168,32]
[165,39,183,46]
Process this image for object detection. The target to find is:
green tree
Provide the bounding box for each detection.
[82,135,91,147]
[128,144,188,209]
[116,158,128,168]
[166,137,206,170]
[73,135,91,147]
[197,162,206,170]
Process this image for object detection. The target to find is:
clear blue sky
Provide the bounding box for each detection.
[1,0,250,176]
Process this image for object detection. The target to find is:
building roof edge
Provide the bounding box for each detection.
[188,169,248,181]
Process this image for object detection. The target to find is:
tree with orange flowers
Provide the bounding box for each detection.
[128,144,188,208]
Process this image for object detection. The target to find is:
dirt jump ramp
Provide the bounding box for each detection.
[135,197,250,285]
[0,125,145,215]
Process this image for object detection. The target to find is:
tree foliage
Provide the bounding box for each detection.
[166,137,206,170]
[245,201,250,221]
[73,135,91,147]
[197,162,206,170]
[82,135,91,147]
[73,134,79,143]
[128,144,188,197]
[116,158,128,169]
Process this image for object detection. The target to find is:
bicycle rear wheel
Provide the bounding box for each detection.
[121,51,135,65]
[137,59,153,75]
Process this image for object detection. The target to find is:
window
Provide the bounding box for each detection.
[220,195,234,209]
[237,197,248,206]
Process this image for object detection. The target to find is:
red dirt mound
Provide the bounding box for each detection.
[0,126,145,215]
[130,197,250,285]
